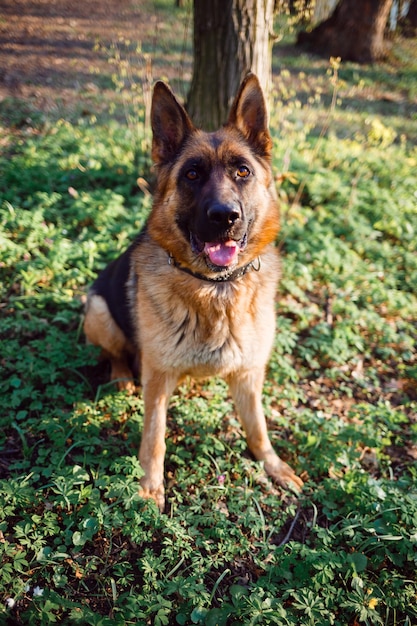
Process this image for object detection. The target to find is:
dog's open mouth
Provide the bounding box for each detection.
[204,240,240,267]
[191,233,247,268]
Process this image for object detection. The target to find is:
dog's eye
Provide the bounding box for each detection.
[185,169,199,181]
[236,165,250,179]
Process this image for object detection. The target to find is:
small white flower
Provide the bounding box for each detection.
[5,598,16,609]
[33,586,44,597]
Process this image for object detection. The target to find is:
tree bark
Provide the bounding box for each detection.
[297,0,394,63]
[187,0,275,130]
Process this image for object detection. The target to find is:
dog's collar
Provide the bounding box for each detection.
[168,253,261,283]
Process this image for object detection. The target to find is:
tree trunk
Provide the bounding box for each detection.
[297,0,394,63]
[187,0,275,130]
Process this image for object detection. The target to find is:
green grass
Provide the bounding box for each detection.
[1,22,417,626]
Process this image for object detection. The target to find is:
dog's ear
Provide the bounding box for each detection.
[227,73,272,158]
[151,82,195,164]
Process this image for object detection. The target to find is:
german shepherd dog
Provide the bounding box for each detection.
[84,74,303,510]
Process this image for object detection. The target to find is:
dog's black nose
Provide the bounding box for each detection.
[207,203,241,226]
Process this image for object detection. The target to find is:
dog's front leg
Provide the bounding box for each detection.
[139,367,177,511]
[228,369,304,492]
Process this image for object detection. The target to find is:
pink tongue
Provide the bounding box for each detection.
[204,241,239,267]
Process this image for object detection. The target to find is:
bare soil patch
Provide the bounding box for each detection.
[0,0,191,118]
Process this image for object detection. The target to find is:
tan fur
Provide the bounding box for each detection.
[84,74,303,510]
[84,294,135,391]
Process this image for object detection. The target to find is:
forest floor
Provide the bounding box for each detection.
[0,0,192,119]
[2,0,416,125]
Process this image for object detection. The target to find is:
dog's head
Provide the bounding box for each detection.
[148,74,280,277]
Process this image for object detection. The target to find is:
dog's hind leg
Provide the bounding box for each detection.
[84,293,136,391]
[227,369,304,493]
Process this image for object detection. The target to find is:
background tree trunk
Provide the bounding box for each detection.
[187,0,275,130]
[297,0,394,63]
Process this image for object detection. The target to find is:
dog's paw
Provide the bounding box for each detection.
[139,482,165,512]
[110,361,135,393]
[116,378,136,394]
[263,453,304,493]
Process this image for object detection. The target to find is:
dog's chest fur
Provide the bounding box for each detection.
[129,241,279,377]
